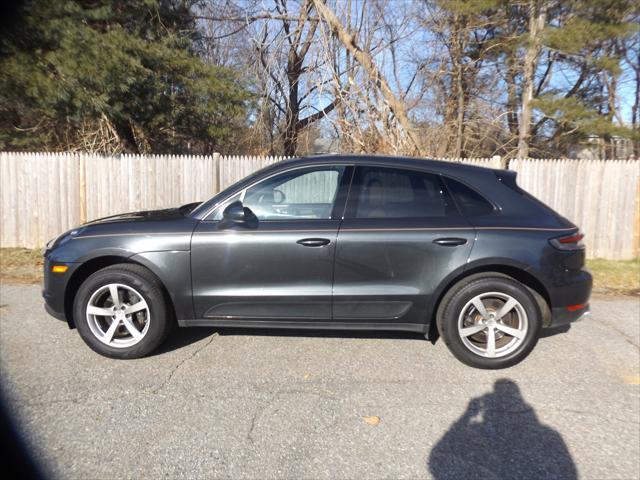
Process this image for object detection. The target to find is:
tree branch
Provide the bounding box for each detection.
[311,0,421,154]
[298,98,340,129]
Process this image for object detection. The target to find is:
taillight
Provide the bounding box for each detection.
[550,231,585,251]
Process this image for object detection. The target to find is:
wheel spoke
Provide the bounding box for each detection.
[124,301,146,315]
[494,297,517,321]
[495,322,525,338]
[486,326,496,357]
[121,316,143,340]
[471,297,490,319]
[102,318,120,343]
[460,324,486,338]
[109,284,121,308]
[87,305,113,316]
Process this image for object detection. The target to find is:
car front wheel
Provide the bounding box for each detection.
[73,264,172,359]
[440,275,542,369]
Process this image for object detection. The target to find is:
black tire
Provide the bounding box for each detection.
[73,264,172,359]
[440,274,542,369]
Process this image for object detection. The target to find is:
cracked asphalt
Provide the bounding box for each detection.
[0,283,639,479]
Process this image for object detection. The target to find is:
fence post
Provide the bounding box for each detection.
[213,152,221,194]
[79,153,87,224]
[634,176,640,258]
[491,155,506,169]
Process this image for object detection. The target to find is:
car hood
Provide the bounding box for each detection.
[83,202,201,227]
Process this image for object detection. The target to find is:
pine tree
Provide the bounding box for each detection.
[0,0,250,154]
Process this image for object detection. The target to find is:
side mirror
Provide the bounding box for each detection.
[223,201,247,223]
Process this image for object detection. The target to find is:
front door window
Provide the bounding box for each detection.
[210,166,346,221]
[243,167,345,220]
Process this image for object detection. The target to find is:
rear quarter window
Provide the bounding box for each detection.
[445,177,496,216]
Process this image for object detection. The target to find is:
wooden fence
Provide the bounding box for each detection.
[0,152,638,259]
[509,159,640,260]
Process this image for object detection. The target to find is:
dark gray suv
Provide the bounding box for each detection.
[43,155,592,369]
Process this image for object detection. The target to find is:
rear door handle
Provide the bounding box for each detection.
[433,237,467,247]
[297,238,331,247]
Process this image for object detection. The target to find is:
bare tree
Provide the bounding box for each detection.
[312,0,422,154]
[197,0,340,156]
[193,0,636,159]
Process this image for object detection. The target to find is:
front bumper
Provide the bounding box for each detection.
[43,300,66,321]
[42,256,79,328]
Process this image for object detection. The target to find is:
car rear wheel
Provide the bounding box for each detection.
[440,275,542,369]
[73,264,172,359]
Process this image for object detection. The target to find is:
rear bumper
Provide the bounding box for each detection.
[548,304,590,327]
[546,269,592,328]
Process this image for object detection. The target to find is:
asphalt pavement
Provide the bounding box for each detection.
[0,283,638,479]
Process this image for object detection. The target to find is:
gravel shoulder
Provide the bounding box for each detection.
[0,283,638,479]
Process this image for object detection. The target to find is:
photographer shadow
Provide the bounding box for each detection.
[428,378,576,480]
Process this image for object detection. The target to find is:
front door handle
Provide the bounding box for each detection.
[297,238,331,247]
[433,237,467,247]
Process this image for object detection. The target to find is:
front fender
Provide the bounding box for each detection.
[49,244,137,263]
[130,251,195,321]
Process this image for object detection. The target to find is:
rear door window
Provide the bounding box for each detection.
[351,166,457,219]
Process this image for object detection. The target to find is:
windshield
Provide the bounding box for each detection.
[177,202,202,215]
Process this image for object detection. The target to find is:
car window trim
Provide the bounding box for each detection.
[332,165,355,220]
[202,163,354,222]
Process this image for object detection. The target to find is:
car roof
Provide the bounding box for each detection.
[275,154,495,176]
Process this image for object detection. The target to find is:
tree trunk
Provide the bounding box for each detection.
[454,65,465,157]
[283,62,301,157]
[111,119,139,154]
[517,0,547,159]
[452,13,465,158]
[633,47,640,158]
[312,0,421,155]
[506,64,519,137]
[282,119,299,157]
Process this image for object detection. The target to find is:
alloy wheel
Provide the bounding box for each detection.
[457,292,528,358]
[85,283,150,348]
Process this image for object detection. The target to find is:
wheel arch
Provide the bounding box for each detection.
[428,263,552,340]
[64,255,176,329]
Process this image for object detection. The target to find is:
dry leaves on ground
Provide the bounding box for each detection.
[362,415,381,426]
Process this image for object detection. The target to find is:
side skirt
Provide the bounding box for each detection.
[178,318,428,334]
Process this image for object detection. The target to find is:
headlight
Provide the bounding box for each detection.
[43,228,85,254]
[43,234,64,255]
[45,235,61,250]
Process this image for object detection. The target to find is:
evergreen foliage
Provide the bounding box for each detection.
[0,0,250,153]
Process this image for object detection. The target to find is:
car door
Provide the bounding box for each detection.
[191,164,352,322]
[332,165,475,326]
